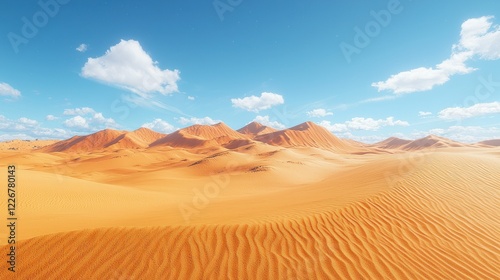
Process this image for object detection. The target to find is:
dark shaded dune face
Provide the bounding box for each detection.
[479,139,500,146]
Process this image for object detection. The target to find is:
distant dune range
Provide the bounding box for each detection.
[0,121,499,279]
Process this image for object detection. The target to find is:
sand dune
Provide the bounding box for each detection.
[0,139,57,151]
[1,123,499,279]
[41,127,166,153]
[0,152,498,279]
[151,123,249,148]
[254,121,354,152]
[479,139,500,146]
[41,129,126,152]
[402,135,467,151]
[237,121,278,137]
[373,136,413,150]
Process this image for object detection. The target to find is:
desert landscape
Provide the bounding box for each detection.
[0,121,499,279]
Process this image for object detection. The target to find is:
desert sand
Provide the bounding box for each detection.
[0,122,499,279]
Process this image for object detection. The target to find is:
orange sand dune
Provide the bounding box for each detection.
[151,122,249,148]
[0,151,498,279]
[1,123,500,279]
[41,127,167,152]
[402,135,468,150]
[0,139,57,151]
[237,121,278,136]
[373,136,412,150]
[254,121,354,152]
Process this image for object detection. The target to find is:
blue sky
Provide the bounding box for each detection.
[1,0,500,143]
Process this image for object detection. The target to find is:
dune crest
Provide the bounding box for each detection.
[1,121,500,279]
[254,121,353,151]
[237,121,278,137]
[1,152,499,279]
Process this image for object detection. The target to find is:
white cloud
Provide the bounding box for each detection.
[231,92,284,112]
[188,96,195,100]
[63,107,96,116]
[0,82,21,98]
[178,116,220,126]
[0,115,71,140]
[371,52,474,94]
[360,95,397,103]
[319,117,409,132]
[0,116,38,131]
[18,117,38,126]
[372,16,500,94]
[306,108,333,118]
[81,39,180,97]
[457,16,500,60]
[438,101,500,120]
[142,119,176,133]
[413,125,500,143]
[346,117,409,131]
[63,112,117,131]
[252,115,286,129]
[76,43,88,52]
[318,121,348,133]
[45,115,58,121]
[419,111,433,117]
[64,116,89,129]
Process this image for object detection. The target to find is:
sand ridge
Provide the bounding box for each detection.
[0,122,499,279]
[1,152,498,279]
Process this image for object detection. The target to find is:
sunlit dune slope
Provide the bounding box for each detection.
[237,121,278,137]
[254,121,355,152]
[150,122,249,148]
[40,127,168,152]
[1,152,499,279]
[0,139,57,151]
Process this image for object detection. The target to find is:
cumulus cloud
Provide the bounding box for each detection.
[188,96,195,100]
[18,117,38,126]
[0,115,71,140]
[419,111,433,117]
[319,117,409,132]
[76,43,88,52]
[306,108,333,118]
[231,92,284,112]
[81,39,180,97]
[252,115,286,129]
[438,101,500,120]
[63,111,117,131]
[142,119,176,133]
[0,82,21,98]
[178,116,220,126]
[64,116,89,129]
[372,16,500,94]
[0,116,38,131]
[45,115,58,121]
[63,107,96,116]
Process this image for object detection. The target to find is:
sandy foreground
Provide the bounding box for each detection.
[0,126,499,279]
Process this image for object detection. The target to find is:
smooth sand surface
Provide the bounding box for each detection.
[0,124,499,279]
